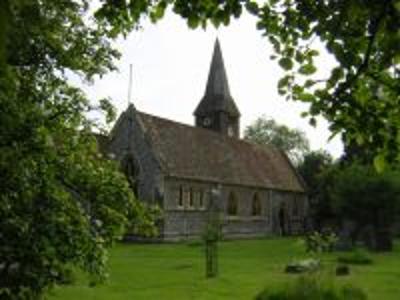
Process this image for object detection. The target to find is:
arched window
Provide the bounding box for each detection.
[121,154,140,196]
[189,187,194,208]
[199,189,204,208]
[178,185,184,207]
[252,192,262,216]
[227,192,238,216]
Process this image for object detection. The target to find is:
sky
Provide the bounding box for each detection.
[78,9,344,158]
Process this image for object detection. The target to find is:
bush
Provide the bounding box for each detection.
[56,267,76,285]
[337,249,373,265]
[336,264,350,276]
[304,231,338,254]
[255,276,367,300]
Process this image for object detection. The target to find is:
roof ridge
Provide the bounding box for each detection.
[137,110,285,155]
[124,109,304,192]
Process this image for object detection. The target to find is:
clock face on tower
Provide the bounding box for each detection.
[203,117,212,127]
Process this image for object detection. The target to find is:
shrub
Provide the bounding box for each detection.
[56,267,76,285]
[304,231,338,254]
[336,264,350,276]
[337,249,373,265]
[255,275,367,300]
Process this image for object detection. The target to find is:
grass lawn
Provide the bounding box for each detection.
[48,238,400,300]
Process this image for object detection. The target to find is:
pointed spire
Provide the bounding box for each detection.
[205,38,231,97]
[194,38,240,117]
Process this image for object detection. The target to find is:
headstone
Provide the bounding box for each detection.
[336,220,356,251]
[374,228,393,252]
[285,259,320,274]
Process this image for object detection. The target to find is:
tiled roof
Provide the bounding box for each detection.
[137,111,305,192]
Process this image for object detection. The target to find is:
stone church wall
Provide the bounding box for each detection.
[161,177,306,240]
[107,110,162,204]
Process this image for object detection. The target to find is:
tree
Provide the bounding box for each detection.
[92,0,400,170]
[0,1,156,298]
[332,164,400,251]
[244,116,310,165]
[298,150,333,198]
[297,150,335,230]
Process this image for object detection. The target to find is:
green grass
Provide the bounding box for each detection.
[48,238,400,300]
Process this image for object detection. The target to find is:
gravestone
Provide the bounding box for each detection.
[336,220,356,251]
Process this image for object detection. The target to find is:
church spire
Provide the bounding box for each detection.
[205,38,231,97]
[194,38,241,138]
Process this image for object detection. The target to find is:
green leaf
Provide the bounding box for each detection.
[278,75,290,89]
[245,1,259,15]
[278,57,293,71]
[355,134,364,145]
[395,1,400,11]
[298,92,315,102]
[373,154,386,173]
[308,49,319,57]
[150,1,167,22]
[304,80,316,88]
[187,15,199,29]
[295,51,305,63]
[300,111,309,118]
[299,64,316,75]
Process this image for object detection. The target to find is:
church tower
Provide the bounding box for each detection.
[194,39,240,138]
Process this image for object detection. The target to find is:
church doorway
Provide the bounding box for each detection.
[278,203,288,236]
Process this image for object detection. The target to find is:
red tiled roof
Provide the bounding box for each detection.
[137,111,305,192]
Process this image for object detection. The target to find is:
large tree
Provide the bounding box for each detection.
[244,116,310,165]
[93,0,400,170]
[297,150,335,230]
[298,150,334,200]
[0,1,156,298]
[332,164,400,251]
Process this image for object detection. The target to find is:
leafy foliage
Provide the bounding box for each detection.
[0,1,156,298]
[255,275,367,300]
[253,0,400,168]
[244,116,310,165]
[304,231,338,254]
[297,150,335,229]
[298,150,334,199]
[331,164,400,251]
[332,164,400,229]
[338,249,373,266]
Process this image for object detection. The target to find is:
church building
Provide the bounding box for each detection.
[104,39,307,240]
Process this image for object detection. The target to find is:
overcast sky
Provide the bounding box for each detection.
[78,9,344,158]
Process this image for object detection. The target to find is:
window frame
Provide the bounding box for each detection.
[227,191,238,216]
[189,187,194,208]
[199,189,204,209]
[178,185,184,208]
[251,192,262,216]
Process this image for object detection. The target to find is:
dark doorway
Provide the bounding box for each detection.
[278,203,287,236]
